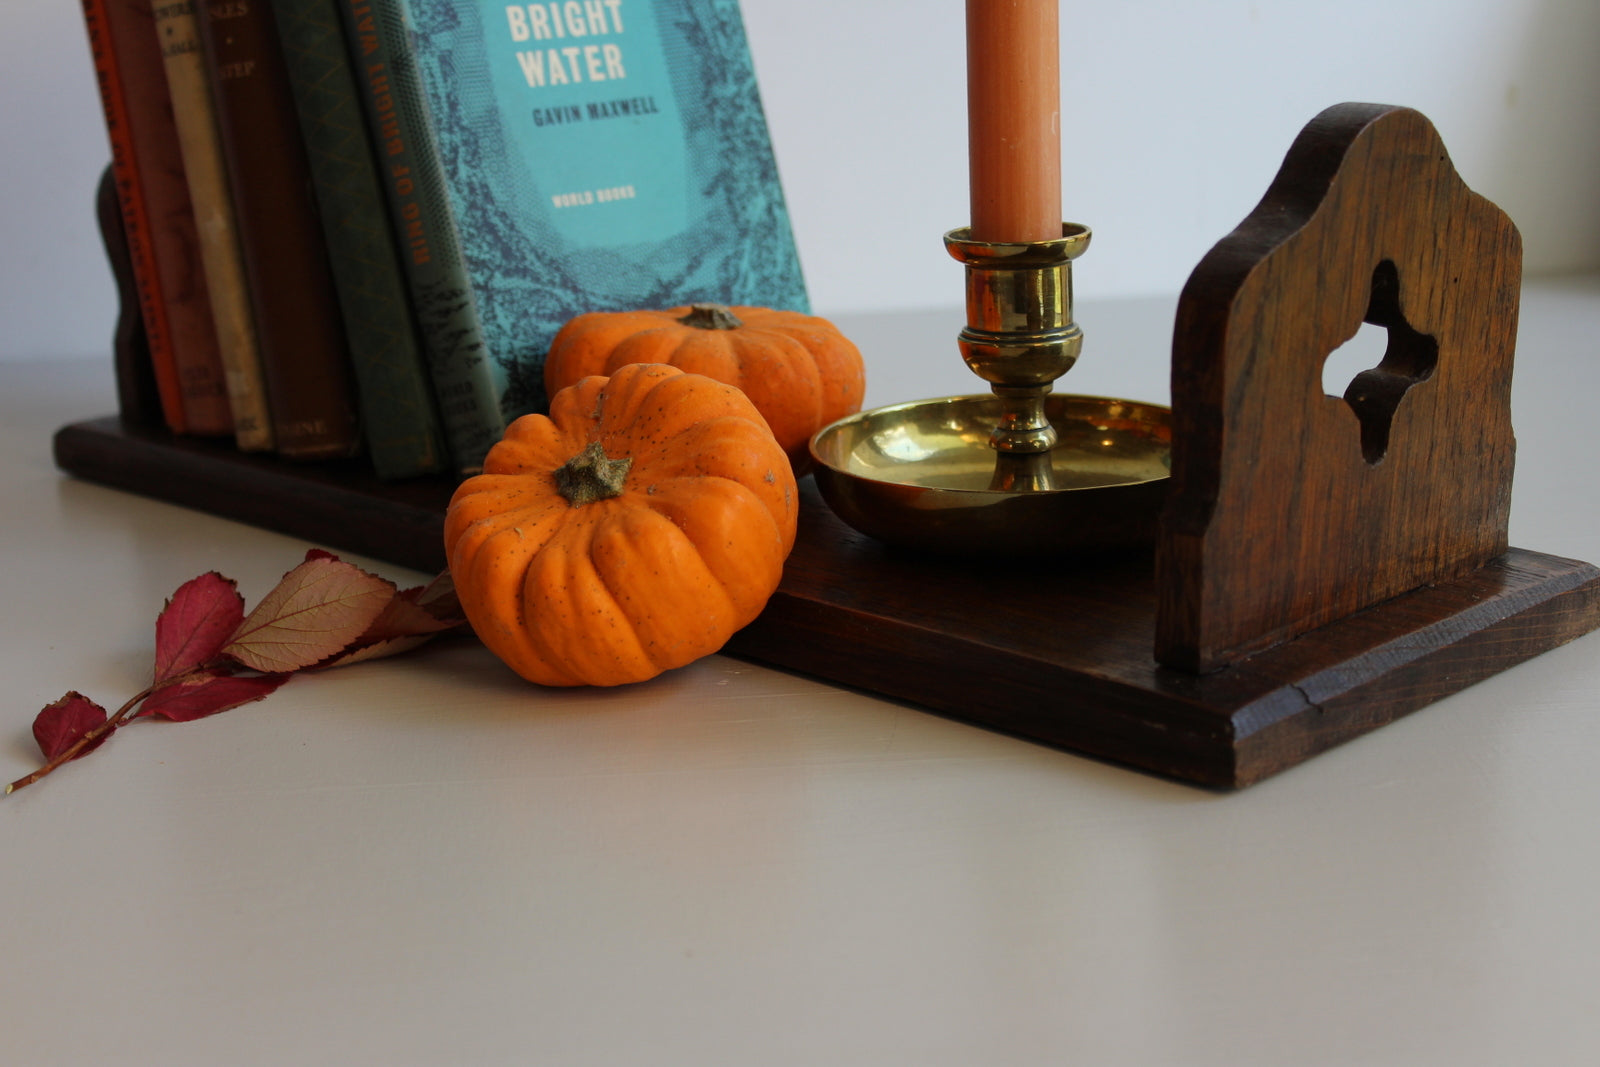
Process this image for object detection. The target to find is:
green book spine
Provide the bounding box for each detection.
[271,0,445,480]
[336,0,506,476]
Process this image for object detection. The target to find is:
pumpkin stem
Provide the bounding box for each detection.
[555,441,633,507]
[678,302,744,331]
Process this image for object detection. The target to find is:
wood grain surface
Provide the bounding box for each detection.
[1157,103,1523,672]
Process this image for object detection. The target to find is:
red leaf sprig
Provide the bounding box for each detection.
[7,550,466,795]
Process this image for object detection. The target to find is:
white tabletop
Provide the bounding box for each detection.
[4,278,1599,1065]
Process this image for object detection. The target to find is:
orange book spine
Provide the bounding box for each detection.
[81,0,186,431]
[85,0,235,435]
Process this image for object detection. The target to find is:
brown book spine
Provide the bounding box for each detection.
[83,0,236,434]
[198,0,360,459]
[153,0,275,451]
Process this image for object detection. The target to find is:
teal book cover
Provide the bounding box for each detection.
[403,0,809,416]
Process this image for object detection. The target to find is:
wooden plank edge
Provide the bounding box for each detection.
[726,592,1243,789]
[1230,551,1600,786]
[53,416,451,573]
[730,550,1600,790]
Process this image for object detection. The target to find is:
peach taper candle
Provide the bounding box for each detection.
[966,0,1062,242]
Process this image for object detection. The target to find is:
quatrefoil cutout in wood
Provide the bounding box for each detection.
[1324,259,1439,465]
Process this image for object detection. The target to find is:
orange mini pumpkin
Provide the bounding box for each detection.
[542,303,866,468]
[445,363,799,687]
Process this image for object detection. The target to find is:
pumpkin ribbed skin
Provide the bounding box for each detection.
[445,363,798,687]
[542,304,866,469]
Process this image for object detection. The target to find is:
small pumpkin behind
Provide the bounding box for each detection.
[445,362,798,687]
[543,303,866,469]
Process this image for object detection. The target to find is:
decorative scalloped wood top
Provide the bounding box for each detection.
[1155,102,1523,673]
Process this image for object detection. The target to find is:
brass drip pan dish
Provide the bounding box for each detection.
[809,393,1171,557]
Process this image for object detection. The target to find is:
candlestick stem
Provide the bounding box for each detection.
[945,223,1091,491]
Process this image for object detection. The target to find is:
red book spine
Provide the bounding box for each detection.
[82,0,235,435]
[81,0,184,430]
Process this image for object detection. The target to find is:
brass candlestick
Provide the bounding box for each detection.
[946,223,1090,491]
[808,221,1172,557]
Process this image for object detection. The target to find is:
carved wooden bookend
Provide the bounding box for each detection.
[1156,103,1522,673]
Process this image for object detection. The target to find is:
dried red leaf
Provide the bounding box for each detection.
[153,571,245,685]
[9,556,467,798]
[138,671,291,723]
[367,591,461,642]
[411,570,466,626]
[315,571,468,669]
[308,585,464,668]
[32,691,111,761]
[222,552,395,673]
[318,634,437,669]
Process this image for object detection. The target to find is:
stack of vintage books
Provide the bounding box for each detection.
[84,0,807,480]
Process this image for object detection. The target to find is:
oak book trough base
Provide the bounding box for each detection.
[53,415,1600,789]
[62,103,1600,789]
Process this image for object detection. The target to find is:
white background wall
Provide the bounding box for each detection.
[4,0,1598,361]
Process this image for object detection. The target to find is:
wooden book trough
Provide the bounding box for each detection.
[57,103,1600,788]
